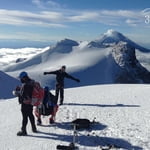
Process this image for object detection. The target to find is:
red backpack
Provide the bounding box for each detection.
[31,81,44,106]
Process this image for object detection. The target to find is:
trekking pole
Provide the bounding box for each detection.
[69,123,77,148]
[67,123,79,150]
[56,123,78,150]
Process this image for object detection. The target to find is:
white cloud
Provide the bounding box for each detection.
[32,0,42,7]
[67,9,145,27]
[126,19,138,26]
[0,8,147,28]
[47,0,62,8]
[0,9,66,27]
[68,11,99,22]
[32,0,61,9]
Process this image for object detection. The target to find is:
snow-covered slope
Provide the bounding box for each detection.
[4,41,113,87]
[0,84,150,149]
[3,39,79,72]
[0,71,20,99]
[136,49,150,71]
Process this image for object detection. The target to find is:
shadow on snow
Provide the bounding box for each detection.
[28,122,142,150]
[64,102,140,108]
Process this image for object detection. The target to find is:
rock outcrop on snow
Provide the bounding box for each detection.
[110,42,150,83]
[16,58,27,63]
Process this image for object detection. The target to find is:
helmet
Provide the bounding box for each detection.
[44,86,49,91]
[19,71,28,79]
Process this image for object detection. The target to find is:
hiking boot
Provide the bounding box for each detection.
[17,131,27,136]
[49,118,54,124]
[32,129,37,133]
[59,102,63,105]
[32,127,37,133]
[59,99,63,105]
[37,118,42,125]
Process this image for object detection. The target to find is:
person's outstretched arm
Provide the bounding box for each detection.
[65,72,80,82]
[43,70,58,75]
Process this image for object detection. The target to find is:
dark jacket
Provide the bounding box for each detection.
[19,78,34,104]
[46,69,79,86]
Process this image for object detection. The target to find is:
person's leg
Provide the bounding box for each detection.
[60,87,64,105]
[49,105,59,123]
[17,104,28,136]
[55,84,60,103]
[34,106,42,125]
[21,105,28,133]
[27,105,37,132]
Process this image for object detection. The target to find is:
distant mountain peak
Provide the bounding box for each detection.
[87,29,129,48]
[102,29,129,43]
[57,38,78,46]
[104,29,120,37]
[50,38,79,53]
[88,29,150,52]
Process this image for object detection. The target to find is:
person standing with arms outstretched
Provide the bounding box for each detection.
[44,66,80,105]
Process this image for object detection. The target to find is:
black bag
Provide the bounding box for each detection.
[71,118,91,129]
[40,105,53,116]
[49,92,57,105]
[40,91,56,116]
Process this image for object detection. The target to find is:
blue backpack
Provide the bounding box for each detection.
[40,87,57,116]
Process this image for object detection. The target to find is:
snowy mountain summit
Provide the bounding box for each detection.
[89,29,129,47]
[88,29,150,52]
[49,38,79,53]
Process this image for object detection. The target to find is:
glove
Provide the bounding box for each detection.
[43,72,47,75]
[76,79,80,83]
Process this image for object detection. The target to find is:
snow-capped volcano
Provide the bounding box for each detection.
[88,29,150,52]
[90,29,129,45]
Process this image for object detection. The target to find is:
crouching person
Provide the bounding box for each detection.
[34,86,59,125]
[16,71,37,136]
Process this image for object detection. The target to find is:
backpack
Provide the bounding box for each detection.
[40,91,56,116]
[31,81,45,106]
[71,118,91,129]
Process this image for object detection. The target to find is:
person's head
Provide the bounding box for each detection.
[61,65,66,72]
[44,86,49,92]
[19,71,28,83]
[44,86,49,95]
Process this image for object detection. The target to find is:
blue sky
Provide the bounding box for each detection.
[0,0,150,48]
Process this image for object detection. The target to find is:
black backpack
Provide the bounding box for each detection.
[71,118,91,129]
